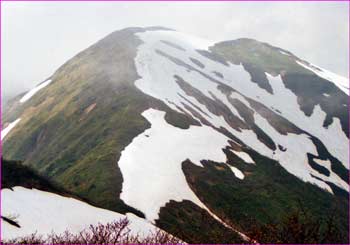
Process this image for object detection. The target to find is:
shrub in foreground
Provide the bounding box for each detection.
[1,218,183,244]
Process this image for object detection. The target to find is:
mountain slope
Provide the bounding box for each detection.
[2,27,349,243]
[1,159,159,241]
[1,158,74,196]
[2,27,196,216]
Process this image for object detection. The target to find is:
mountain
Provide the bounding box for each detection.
[2,27,349,243]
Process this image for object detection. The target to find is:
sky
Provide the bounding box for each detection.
[1,1,349,102]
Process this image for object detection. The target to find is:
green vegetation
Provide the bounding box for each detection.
[2,159,61,193]
[182,148,349,243]
[1,158,93,205]
[2,29,348,243]
[210,38,307,75]
[211,38,349,136]
[2,28,196,216]
[246,208,344,243]
[157,200,244,244]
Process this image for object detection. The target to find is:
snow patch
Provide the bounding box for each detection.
[279,50,290,56]
[158,30,216,50]
[263,75,349,170]
[253,113,348,193]
[1,118,21,141]
[133,29,348,194]
[134,30,246,128]
[1,187,157,241]
[312,159,349,192]
[296,61,349,95]
[228,165,245,179]
[20,79,52,103]
[119,108,230,221]
[232,150,255,164]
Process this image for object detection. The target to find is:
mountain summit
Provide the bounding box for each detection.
[2,27,349,243]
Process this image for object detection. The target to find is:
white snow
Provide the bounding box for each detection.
[296,61,349,95]
[323,93,330,97]
[279,50,290,56]
[131,29,349,194]
[312,159,349,192]
[228,165,245,179]
[158,30,216,50]
[118,108,248,240]
[231,150,255,164]
[255,73,348,170]
[253,113,348,193]
[1,118,21,141]
[1,186,158,241]
[20,79,52,103]
[119,108,234,221]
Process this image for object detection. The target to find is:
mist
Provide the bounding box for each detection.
[2,1,349,102]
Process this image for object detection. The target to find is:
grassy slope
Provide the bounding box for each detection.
[156,200,244,244]
[2,31,348,242]
[1,159,88,202]
[2,28,196,215]
[210,38,349,136]
[182,148,349,243]
[210,38,305,75]
[2,159,63,193]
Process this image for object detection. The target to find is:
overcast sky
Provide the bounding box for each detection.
[2,1,349,101]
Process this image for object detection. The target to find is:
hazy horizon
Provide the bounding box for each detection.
[2,1,349,102]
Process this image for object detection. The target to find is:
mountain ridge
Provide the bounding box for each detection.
[2,26,349,243]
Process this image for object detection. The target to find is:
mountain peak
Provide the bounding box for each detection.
[2,27,349,243]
